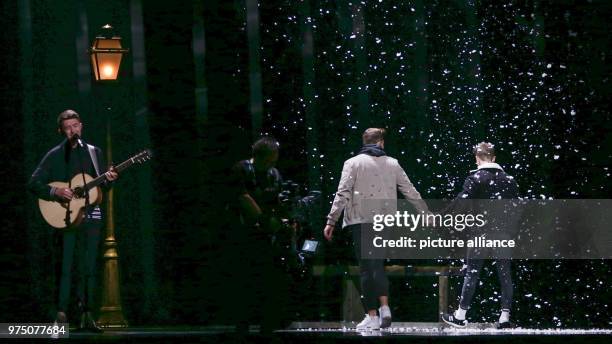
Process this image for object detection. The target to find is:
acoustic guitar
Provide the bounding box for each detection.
[38,149,152,229]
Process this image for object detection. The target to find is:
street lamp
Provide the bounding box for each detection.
[90,24,129,328]
[89,24,129,81]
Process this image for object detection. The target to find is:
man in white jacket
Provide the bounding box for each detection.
[323,128,428,330]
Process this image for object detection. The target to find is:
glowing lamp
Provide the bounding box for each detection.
[89,24,129,81]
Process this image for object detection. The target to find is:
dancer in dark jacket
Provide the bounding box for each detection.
[442,142,519,329]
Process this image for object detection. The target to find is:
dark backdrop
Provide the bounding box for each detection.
[0,0,610,328]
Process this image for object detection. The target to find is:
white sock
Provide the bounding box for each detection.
[378,306,391,318]
[499,310,510,323]
[454,307,467,320]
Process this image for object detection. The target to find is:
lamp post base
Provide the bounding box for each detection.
[97,236,128,328]
[97,306,129,328]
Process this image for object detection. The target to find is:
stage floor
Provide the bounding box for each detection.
[46,322,611,343]
[285,321,612,335]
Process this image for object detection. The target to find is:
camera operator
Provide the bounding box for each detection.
[228,136,290,335]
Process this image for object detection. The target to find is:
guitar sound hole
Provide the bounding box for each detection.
[73,187,84,198]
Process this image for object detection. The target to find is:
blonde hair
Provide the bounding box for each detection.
[362,128,386,145]
[473,142,495,161]
[57,109,81,129]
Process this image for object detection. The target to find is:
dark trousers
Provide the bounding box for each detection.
[233,231,290,333]
[459,255,513,311]
[349,224,389,311]
[58,219,102,313]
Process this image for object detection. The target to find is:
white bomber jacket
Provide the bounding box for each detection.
[326,153,428,228]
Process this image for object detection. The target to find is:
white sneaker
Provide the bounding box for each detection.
[50,320,59,339]
[356,314,380,331]
[378,305,392,328]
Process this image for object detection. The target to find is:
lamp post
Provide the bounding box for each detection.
[89,24,129,328]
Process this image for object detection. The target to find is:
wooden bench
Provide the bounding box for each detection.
[312,265,463,322]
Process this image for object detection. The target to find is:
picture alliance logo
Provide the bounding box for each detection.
[372,236,516,249]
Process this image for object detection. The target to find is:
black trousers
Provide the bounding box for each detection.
[58,219,102,313]
[233,230,290,333]
[459,254,513,311]
[349,224,389,311]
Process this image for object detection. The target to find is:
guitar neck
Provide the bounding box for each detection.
[84,157,138,190]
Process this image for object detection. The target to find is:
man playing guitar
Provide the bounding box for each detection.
[28,109,118,332]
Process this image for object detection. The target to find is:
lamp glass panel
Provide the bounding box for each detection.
[90,38,124,80]
[96,53,123,80]
[90,54,100,80]
[96,38,122,49]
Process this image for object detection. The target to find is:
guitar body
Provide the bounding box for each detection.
[36,149,152,229]
[38,173,103,229]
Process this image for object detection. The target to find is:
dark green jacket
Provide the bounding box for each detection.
[28,139,110,201]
